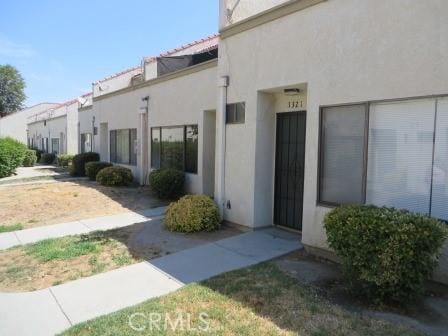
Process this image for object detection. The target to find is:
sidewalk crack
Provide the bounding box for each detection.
[13,231,22,245]
[49,288,73,326]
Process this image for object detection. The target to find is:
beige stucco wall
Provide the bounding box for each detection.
[92,64,218,190]
[219,0,289,28]
[28,115,67,154]
[0,103,58,144]
[27,101,79,155]
[93,67,142,98]
[218,0,448,281]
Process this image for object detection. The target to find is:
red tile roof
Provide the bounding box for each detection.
[93,34,219,84]
[144,34,219,63]
[96,65,142,84]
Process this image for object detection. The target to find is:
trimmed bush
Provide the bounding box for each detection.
[40,153,56,164]
[149,168,185,199]
[165,195,220,233]
[57,154,74,167]
[85,161,113,181]
[324,205,448,303]
[96,166,133,186]
[31,147,43,162]
[70,152,100,176]
[22,149,37,167]
[0,137,27,177]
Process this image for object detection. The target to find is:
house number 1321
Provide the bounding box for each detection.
[288,100,303,109]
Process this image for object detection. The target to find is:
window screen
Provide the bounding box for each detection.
[226,103,245,124]
[130,129,137,166]
[51,138,59,154]
[151,125,199,173]
[161,127,184,171]
[319,104,367,204]
[185,125,198,173]
[81,133,92,153]
[110,129,137,166]
[431,98,448,221]
[110,130,117,163]
[151,128,161,169]
[366,99,435,215]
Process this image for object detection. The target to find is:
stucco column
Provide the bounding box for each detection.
[138,97,149,185]
[216,76,229,217]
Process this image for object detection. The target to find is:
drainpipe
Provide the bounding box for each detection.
[216,76,229,218]
[139,96,150,185]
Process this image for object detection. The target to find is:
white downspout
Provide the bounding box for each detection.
[139,96,149,185]
[216,76,229,218]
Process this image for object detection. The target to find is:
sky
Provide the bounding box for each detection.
[0,0,218,106]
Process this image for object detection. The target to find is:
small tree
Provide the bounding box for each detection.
[0,65,26,117]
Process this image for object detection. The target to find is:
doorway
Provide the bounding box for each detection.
[274,111,306,230]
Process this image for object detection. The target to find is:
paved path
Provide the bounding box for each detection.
[0,165,65,182]
[0,228,302,336]
[0,207,167,250]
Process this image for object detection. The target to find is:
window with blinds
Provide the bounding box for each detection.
[431,98,448,221]
[319,104,367,205]
[366,99,435,215]
[109,129,137,166]
[318,96,448,222]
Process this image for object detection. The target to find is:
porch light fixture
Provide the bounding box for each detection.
[284,88,301,96]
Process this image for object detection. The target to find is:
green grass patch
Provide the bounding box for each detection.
[112,254,133,266]
[0,223,24,233]
[61,263,420,336]
[25,236,101,262]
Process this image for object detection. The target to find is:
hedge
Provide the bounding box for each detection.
[85,161,113,181]
[149,168,185,199]
[57,154,74,167]
[40,153,56,164]
[0,137,27,178]
[324,205,448,303]
[70,152,100,176]
[165,195,220,233]
[22,149,37,167]
[96,166,133,186]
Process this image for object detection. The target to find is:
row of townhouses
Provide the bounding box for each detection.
[1,0,448,284]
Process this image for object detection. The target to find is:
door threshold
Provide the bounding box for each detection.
[273,224,302,234]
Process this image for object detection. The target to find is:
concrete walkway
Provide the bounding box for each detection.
[0,228,301,336]
[0,207,167,250]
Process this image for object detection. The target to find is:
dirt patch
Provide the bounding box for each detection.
[0,180,166,229]
[276,250,448,336]
[0,220,242,292]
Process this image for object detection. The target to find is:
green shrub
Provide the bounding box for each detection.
[57,154,74,167]
[31,147,43,162]
[70,152,100,176]
[324,205,448,303]
[149,168,185,199]
[96,166,133,186]
[40,153,56,164]
[0,137,27,177]
[85,161,113,181]
[165,195,220,233]
[22,149,37,167]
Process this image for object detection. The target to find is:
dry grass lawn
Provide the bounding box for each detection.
[0,180,165,230]
[62,263,420,336]
[0,226,161,292]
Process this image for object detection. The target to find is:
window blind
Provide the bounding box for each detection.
[366,99,435,215]
[319,104,366,204]
[431,98,448,221]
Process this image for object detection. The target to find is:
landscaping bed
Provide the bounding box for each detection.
[0,180,166,231]
[0,219,241,292]
[61,262,419,336]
